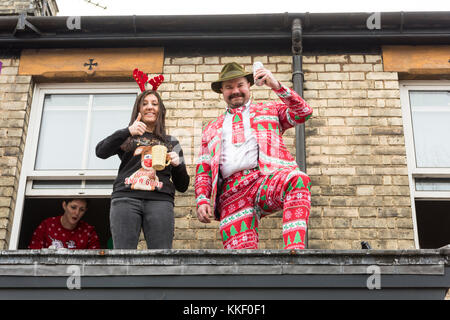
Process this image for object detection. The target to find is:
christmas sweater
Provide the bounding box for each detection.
[28,216,100,249]
[195,85,312,218]
[96,130,190,202]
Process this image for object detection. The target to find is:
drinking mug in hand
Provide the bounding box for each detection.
[152,145,171,171]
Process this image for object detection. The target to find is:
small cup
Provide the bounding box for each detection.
[152,145,171,171]
[253,61,265,86]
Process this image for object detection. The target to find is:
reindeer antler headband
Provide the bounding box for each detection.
[133,68,164,92]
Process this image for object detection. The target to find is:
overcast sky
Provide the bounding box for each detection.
[56,0,450,16]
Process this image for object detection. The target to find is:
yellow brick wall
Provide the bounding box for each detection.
[139,55,295,249]
[303,54,414,249]
[0,52,416,250]
[0,56,33,249]
[0,0,58,16]
[137,53,415,250]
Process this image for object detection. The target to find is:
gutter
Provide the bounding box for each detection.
[0,12,449,48]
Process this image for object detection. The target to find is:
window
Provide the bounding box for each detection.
[9,83,138,249]
[400,81,450,249]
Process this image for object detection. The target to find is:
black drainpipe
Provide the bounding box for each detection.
[291,18,308,248]
[292,18,305,173]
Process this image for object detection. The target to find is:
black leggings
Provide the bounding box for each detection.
[109,197,174,249]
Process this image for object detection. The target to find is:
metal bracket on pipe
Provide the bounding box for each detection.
[292,70,304,82]
[292,18,302,55]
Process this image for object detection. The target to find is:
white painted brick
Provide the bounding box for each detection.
[204,57,219,64]
[268,56,291,63]
[171,74,203,82]
[302,56,316,63]
[303,64,325,72]
[349,55,365,63]
[365,55,382,63]
[221,56,252,64]
[366,72,398,80]
[325,64,341,72]
[172,57,203,65]
[317,73,350,81]
[317,55,348,63]
[253,56,269,63]
[349,72,365,80]
[342,64,373,72]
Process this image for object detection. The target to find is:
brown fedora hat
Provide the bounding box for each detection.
[211,62,254,93]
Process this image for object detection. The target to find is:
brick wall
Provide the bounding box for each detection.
[0,0,57,250]
[136,53,415,250]
[0,56,34,249]
[0,50,416,250]
[0,0,58,16]
[303,54,414,249]
[139,55,295,249]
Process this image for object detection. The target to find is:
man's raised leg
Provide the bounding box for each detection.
[255,169,311,249]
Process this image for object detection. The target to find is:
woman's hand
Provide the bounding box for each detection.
[168,151,180,167]
[128,113,147,136]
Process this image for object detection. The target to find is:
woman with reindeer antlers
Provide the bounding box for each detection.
[96,69,190,249]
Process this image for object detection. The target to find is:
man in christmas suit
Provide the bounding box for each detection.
[195,62,313,249]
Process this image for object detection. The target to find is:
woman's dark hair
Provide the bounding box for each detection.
[120,90,168,151]
[63,198,89,208]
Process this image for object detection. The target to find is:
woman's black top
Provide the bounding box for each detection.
[96,128,190,202]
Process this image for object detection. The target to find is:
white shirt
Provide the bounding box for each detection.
[220,101,258,179]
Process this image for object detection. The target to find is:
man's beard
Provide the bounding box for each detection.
[227,93,246,108]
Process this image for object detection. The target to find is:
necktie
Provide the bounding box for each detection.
[227,106,246,147]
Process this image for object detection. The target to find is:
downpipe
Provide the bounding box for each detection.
[291,18,308,248]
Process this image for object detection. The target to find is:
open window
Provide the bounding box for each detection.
[10,83,138,249]
[18,198,112,249]
[400,81,450,248]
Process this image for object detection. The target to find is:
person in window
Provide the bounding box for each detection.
[96,88,190,249]
[29,198,100,249]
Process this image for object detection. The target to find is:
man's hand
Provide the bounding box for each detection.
[254,68,281,90]
[128,112,147,136]
[197,203,212,223]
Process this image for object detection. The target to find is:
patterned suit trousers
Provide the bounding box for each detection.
[218,168,311,249]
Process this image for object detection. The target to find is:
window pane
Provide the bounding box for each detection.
[410,91,450,107]
[85,180,114,189]
[410,91,450,167]
[35,95,89,170]
[87,94,136,170]
[92,94,136,107]
[35,93,136,171]
[416,178,450,191]
[32,180,82,189]
[32,180,114,189]
[40,94,90,108]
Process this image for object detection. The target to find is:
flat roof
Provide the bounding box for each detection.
[0,248,449,299]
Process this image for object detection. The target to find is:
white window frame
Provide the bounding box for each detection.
[400,80,450,249]
[9,82,139,249]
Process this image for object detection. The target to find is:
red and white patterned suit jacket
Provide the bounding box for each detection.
[195,85,313,219]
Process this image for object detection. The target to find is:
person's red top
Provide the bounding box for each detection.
[29,216,100,249]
